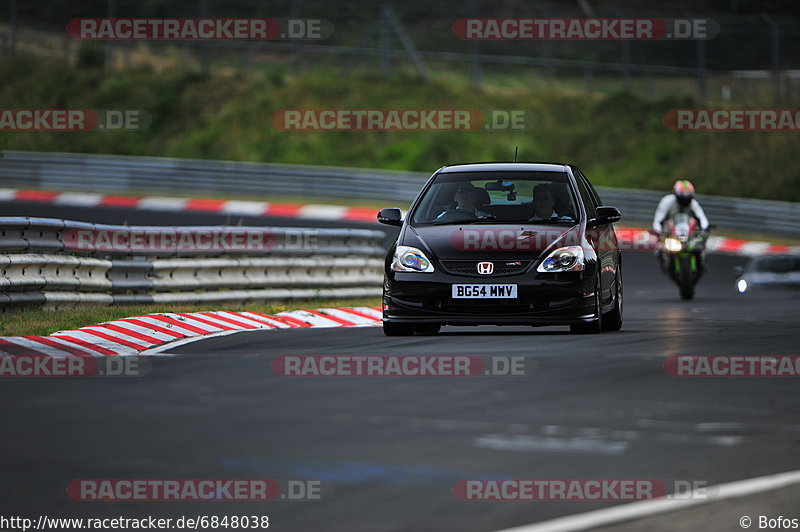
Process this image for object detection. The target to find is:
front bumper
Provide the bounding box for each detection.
[383,270,597,326]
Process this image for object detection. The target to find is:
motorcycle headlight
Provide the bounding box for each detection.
[737,279,748,293]
[664,238,683,252]
[537,246,584,273]
[392,246,434,273]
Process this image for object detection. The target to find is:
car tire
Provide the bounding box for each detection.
[383,321,415,336]
[602,268,623,332]
[415,324,441,335]
[570,273,602,334]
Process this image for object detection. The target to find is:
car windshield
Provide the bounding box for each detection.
[753,256,800,273]
[410,171,579,225]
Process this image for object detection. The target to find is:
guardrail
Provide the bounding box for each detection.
[2,151,799,238]
[0,217,385,309]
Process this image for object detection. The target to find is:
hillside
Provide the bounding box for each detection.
[1,57,798,201]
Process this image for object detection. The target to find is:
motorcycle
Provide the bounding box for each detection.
[658,212,708,300]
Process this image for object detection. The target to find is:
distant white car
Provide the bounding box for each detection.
[735,254,800,294]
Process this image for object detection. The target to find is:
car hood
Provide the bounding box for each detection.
[406,223,582,261]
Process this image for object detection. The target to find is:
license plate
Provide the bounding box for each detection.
[451,284,518,299]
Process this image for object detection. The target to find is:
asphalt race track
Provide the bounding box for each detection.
[1,201,799,531]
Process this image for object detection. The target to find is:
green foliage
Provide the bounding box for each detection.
[1,57,798,201]
[76,43,106,70]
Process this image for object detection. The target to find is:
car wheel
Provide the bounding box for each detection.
[415,324,441,335]
[602,268,623,332]
[570,273,602,334]
[383,321,415,336]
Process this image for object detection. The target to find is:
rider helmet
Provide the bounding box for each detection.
[673,180,695,208]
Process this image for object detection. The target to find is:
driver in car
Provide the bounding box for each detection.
[435,183,491,219]
[529,183,572,221]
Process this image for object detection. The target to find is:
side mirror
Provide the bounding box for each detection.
[377,208,403,227]
[589,206,621,227]
[733,265,745,278]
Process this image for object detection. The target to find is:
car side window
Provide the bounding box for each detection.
[574,172,598,218]
[578,169,604,207]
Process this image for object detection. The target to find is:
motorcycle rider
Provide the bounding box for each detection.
[652,180,711,273]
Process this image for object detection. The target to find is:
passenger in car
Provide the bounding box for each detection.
[436,183,491,219]
[530,183,573,221]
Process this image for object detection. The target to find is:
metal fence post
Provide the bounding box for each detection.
[63,32,71,65]
[760,13,781,104]
[291,0,304,75]
[685,11,706,103]
[468,0,481,88]
[584,68,594,93]
[199,0,210,76]
[621,42,632,92]
[9,0,17,56]
[383,7,430,80]
[696,42,707,103]
[106,0,117,70]
[380,6,392,78]
[533,1,554,82]
[244,45,253,76]
[612,8,632,92]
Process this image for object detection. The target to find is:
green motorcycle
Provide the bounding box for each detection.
[660,212,708,300]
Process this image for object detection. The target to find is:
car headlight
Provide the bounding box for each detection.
[537,246,584,273]
[664,238,683,252]
[737,279,748,293]
[392,246,434,273]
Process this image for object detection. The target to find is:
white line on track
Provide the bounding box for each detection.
[494,469,800,532]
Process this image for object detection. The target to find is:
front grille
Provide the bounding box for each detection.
[440,260,532,277]
[443,300,532,314]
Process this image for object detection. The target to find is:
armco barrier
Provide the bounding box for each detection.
[0,218,386,308]
[2,151,799,238]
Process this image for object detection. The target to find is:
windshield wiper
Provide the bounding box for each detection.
[430,216,575,226]
[504,217,577,224]
[431,218,490,225]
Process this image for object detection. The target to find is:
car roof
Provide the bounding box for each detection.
[438,162,572,174]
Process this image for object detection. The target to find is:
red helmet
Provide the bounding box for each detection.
[673,180,695,207]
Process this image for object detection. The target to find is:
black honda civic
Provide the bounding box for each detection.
[377,162,623,335]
